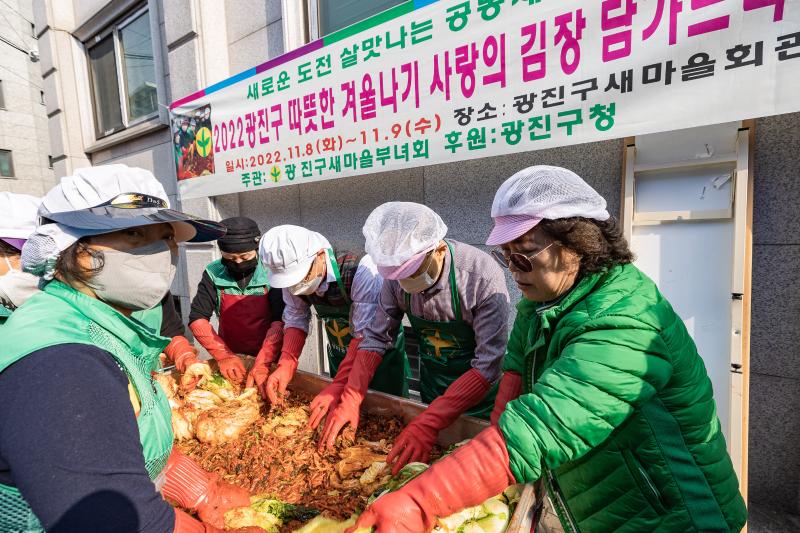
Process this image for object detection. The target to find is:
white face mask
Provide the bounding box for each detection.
[289,273,324,296]
[92,241,177,311]
[398,253,440,294]
[0,256,40,310]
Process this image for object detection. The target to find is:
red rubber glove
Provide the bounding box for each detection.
[173,508,220,533]
[349,425,515,533]
[173,509,268,533]
[190,318,246,385]
[161,450,251,529]
[165,335,197,372]
[246,320,284,398]
[264,327,307,404]
[165,335,212,391]
[308,337,361,430]
[387,368,491,475]
[490,371,523,426]
[318,350,382,450]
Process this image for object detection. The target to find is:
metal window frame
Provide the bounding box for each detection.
[307,0,321,40]
[85,4,158,139]
[0,149,15,178]
[308,0,407,39]
[0,79,5,109]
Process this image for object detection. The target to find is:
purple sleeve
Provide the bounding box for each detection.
[0,344,175,533]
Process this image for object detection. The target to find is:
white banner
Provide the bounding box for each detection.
[170,0,800,199]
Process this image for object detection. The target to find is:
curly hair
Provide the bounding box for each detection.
[538,216,634,275]
[54,237,105,288]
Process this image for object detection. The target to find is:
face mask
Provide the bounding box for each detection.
[222,256,258,276]
[0,256,40,310]
[93,241,177,311]
[289,273,324,296]
[398,252,440,294]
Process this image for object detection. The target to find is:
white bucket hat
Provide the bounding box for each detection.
[23,164,225,279]
[259,225,331,288]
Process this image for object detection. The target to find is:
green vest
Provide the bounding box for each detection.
[132,302,164,335]
[0,303,11,326]
[206,259,270,306]
[0,281,174,532]
[131,303,165,372]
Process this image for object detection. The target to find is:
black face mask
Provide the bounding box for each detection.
[222,257,258,278]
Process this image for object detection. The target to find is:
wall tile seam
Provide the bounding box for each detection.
[166,32,198,52]
[751,371,800,381]
[227,25,269,47]
[92,134,172,160]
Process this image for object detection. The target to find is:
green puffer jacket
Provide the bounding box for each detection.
[499,263,747,532]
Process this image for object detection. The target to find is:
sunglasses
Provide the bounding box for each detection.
[491,242,555,273]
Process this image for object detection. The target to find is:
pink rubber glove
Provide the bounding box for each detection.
[348,426,515,533]
[308,337,362,430]
[246,320,284,398]
[264,327,307,404]
[318,350,382,450]
[161,450,251,529]
[189,319,246,384]
[387,368,490,475]
[490,371,523,426]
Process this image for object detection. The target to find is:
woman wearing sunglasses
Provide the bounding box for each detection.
[350,166,746,533]
[0,166,264,533]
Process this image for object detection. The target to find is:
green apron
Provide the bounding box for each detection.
[131,303,165,372]
[132,302,163,334]
[0,282,174,532]
[313,249,410,397]
[404,241,497,419]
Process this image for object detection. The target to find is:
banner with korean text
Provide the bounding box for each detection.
[170,0,800,199]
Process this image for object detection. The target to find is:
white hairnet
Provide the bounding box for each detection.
[491,165,610,221]
[363,202,448,268]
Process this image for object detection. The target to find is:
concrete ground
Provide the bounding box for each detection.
[748,503,800,532]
